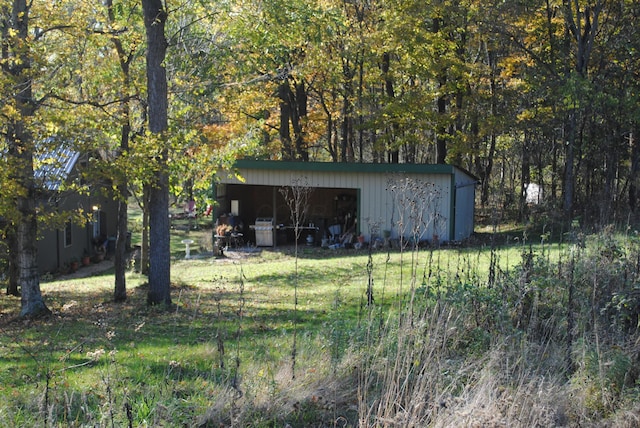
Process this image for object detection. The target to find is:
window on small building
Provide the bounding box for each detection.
[64,220,72,247]
[92,210,101,238]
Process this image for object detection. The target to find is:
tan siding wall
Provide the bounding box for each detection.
[220,167,475,242]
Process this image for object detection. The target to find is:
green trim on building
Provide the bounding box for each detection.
[357,187,362,235]
[449,173,456,240]
[234,159,456,175]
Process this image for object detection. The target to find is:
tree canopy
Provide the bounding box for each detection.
[1,0,639,314]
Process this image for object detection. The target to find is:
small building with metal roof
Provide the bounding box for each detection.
[214,160,477,247]
[34,145,118,274]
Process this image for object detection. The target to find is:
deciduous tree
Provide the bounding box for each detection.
[0,0,51,317]
[142,0,171,306]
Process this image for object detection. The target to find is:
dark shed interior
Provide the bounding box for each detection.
[215,184,359,246]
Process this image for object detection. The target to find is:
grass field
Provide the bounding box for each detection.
[1,224,640,427]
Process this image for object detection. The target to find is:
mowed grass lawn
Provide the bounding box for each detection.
[0,225,548,427]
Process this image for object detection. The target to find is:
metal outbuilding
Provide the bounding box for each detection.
[214,160,477,246]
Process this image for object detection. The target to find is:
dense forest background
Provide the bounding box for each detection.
[193,0,639,227]
[1,0,639,314]
[177,0,640,229]
[3,0,639,222]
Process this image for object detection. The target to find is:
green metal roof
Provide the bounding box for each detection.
[234,159,458,175]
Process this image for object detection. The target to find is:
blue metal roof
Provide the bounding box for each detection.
[34,146,80,191]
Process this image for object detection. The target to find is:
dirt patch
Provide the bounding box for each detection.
[213,247,263,263]
[52,259,115,281]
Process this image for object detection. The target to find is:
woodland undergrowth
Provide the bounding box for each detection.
[355,225,640,427]
[2,227,640,427]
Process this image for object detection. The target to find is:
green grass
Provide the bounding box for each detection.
[0,240,542,426]
[126,200,216,260]
[2,226,639,426]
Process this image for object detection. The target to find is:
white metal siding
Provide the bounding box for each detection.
[453,168,477,241]
[220,166,475,242]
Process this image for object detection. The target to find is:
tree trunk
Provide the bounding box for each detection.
[318,92,337,161]
[341,63,355,162]
[561,0,602,220]
[12,127,49,317]
[357,53,365,163]
[108,0,131,302]
[433,17,448,165]
[551,127,559,204]
[481,134,496,207]
[381,52,399,164]
[602,133,616,225]
[6,228,20,296]
[17,168,49,317]
[520,133,531,222]
[114,130,129,301]
[630,133,638,214]
[141,187,150,275]
[481,45,498,206]
[114,191,128,302]
[7,0,49,317]
[564,113,575,219]
[143,0,171,307]
[340,110,354,162]
[147,170,171,306]
[435,91,448,165]
[292,81,309,161]
[278,82,294,160]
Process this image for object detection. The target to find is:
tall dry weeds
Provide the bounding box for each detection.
[355,226,640,427]
[280,177,313,380]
